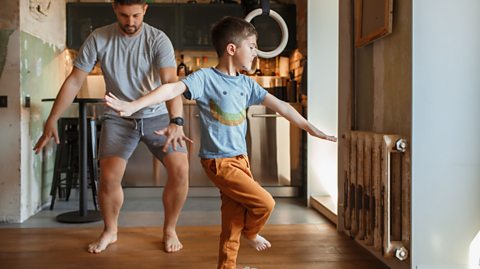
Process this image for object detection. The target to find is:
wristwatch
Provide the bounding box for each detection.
[169,117,184,126]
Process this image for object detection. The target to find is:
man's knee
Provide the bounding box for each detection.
[99,172,122,193]
[164,153,189,180]
[99,158,126,190]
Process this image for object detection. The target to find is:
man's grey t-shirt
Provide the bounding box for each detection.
[182,68,268,159]
[74,23,176,118]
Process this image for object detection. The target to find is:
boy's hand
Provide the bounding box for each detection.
[105,93,137,117]
[306,123,337,142]
[154,125,193,152]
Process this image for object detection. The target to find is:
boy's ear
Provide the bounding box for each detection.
[226,43,236,56]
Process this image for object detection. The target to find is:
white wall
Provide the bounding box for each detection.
[19,0,67,222]
[306,0,338,202]
[20,0,66,47]
[0,1,21,223]
[412,0,480,268]
[0,0,66,223]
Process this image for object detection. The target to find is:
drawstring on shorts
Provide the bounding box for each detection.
[132,118,144,136]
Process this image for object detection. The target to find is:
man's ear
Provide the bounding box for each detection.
[226,43,236,56]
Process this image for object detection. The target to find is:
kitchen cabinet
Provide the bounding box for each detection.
[66,3,115,50]
[180,4,244,50]
[66,3,178,50]
[67,3,242,50]
[186,105,215,187]
[66,3,295,52]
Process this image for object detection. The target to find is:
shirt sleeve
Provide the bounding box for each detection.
[153,32,176,69]
[74,32,98,73]
[181,69,206,100]
[246,77,268,106]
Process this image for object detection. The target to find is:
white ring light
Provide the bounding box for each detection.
[245,8,289,59]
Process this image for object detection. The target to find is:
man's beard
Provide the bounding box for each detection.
[120,24,139,35]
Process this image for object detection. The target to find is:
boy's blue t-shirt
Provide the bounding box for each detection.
[182,67,268,159]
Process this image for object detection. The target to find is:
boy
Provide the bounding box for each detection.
[105,16,337,269]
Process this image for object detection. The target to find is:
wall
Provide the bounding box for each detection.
[371,0,412,137]
[0,0,21,222]
[412,0,480,268]
[337,1,412,267]
[354,0,412,137]
[20,33,69,221]
[306,0,338,202]
[21,0,66,46]
[20,0,67,221]
[0,0,67,223]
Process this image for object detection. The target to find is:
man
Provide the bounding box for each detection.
[34,0,190,254]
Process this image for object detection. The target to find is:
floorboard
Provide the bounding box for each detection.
[0,224,388,269]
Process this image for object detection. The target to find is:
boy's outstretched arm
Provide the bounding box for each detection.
[262,93,337,142]
[105,81,187,117]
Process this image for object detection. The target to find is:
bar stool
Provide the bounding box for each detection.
[49,117,99,210]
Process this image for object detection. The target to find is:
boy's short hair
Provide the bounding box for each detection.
[211,16,257,57]
[113,0,146,5]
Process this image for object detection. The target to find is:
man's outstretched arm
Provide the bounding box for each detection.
[34,67,89,154]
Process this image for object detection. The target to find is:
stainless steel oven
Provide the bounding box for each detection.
[245,104,303,196]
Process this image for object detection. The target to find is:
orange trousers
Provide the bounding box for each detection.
[201,155,275,269]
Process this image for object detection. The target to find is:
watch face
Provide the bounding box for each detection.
[170,117,184,126]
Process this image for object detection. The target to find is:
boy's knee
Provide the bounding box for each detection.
[265,196,275,212]
[257,195,275,214]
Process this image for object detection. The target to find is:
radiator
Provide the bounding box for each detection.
[343,131,410,261]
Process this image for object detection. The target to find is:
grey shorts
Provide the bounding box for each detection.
[98,113,187,161]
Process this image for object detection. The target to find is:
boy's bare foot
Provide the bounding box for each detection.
[243,234,271,251]
[163,232,183,253]
[87,231,117,254]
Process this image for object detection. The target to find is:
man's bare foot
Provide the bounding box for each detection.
[87,231,117,254]
[163,233,183,253]
[243,234,271,251]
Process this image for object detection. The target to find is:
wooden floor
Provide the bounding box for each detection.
[0,223,388,269]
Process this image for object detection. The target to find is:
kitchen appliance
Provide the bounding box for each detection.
[246,104,303,191]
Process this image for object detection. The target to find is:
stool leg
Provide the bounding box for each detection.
[88,119,99,211]
[63,119,80,202]
[65,140,75,201]
[58,141,69,198]
[50,119,68,210]
[50,140,64,210]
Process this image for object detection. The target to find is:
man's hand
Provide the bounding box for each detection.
[105,92,138,117]
[33,119,60,154]
[154,124,193,152]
